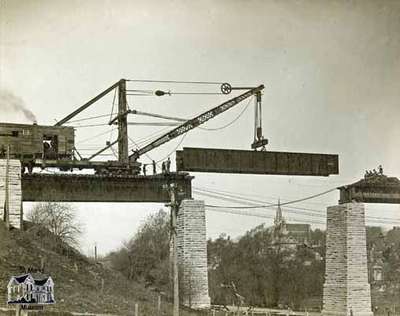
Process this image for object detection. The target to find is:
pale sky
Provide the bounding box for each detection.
[1,0,400,255]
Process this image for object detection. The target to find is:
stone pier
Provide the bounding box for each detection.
[0,159,23,229]
[176,199,210,309]
[322,203,372,316]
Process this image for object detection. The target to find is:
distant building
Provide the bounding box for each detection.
[7,273,55,305]
[270,200,311,249]
[286,224,311,244]
[372,263,383,282]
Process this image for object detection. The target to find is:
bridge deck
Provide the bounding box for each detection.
[22,173,192,203]
[339,174,400,204]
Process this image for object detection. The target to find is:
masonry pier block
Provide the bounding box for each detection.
[177,199,211,309]
[322,203,372,316]
[0,159,23,229]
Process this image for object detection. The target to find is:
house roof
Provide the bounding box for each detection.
[14,274,31,283]
[286,223,311,233]
[8,273,52,286]
[34,277,50,286]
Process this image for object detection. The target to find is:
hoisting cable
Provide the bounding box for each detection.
[129,133,187,164]
[124,96,251,130]
[126,80,232,96]
[129,110,186,122]
[126,79,224,85]
[109,87,117,122]
[76,128,118,145]
[67,114,116,124]
[128,136,156,162]
[127,122,180,126]
[168,92,223,95]
[153,133,188,163]
[126,90,224,96]
[72,123,111,128]
[130,126,175,147]
[199,96,253,131]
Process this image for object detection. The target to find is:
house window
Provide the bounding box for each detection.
[373,267,383,281]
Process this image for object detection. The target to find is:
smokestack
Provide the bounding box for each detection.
[0,89,37,123]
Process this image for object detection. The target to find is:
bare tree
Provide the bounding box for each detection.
[27,202,83,248]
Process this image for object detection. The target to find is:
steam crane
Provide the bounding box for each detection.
[0,79,265,175]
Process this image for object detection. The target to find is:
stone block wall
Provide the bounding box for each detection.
[0,159,23,229]
[176,199,211,309]
[322,203,372,316]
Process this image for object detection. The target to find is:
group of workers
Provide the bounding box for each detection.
[365,165,384,178]
[142,157,171,176]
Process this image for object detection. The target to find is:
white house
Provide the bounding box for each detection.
[7,273,55,305]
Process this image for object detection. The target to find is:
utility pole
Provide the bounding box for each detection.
[118,79,129,166]
[163,183,181,316]
[4,145,10,230]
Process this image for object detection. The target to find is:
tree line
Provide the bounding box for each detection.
[38,204,393,311]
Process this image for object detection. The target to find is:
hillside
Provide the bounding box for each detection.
[0,221,202,315]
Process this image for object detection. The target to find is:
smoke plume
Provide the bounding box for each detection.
[0,89,37,123]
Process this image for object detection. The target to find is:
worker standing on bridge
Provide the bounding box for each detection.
[0,145,5,158]
[143,164,147,176]
[162,161,166,174]
[166,157,171,174]
[152,160,157,175]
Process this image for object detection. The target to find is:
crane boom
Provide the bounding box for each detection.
[129,84,265,161]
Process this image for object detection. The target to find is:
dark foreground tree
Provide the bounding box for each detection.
[108,209,170,290]
[27,202,83,248]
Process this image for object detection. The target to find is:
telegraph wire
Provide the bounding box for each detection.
[194,187,400,224]
[203,188,338,209]
[194,190,326,217]
[195,183,394,213]
[195,187,322,214]
[194,190,326,219]
[205,200,399,226]
[195,186,400,223]
[206,208,326,225]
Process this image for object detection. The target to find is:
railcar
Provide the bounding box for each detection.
[0,122,141,174]
[0,122,75,170]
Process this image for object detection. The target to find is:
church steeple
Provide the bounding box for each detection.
[273,198,287,239]
[274,198,284,226]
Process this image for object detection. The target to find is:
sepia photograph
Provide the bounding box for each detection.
[0,1,399,315]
